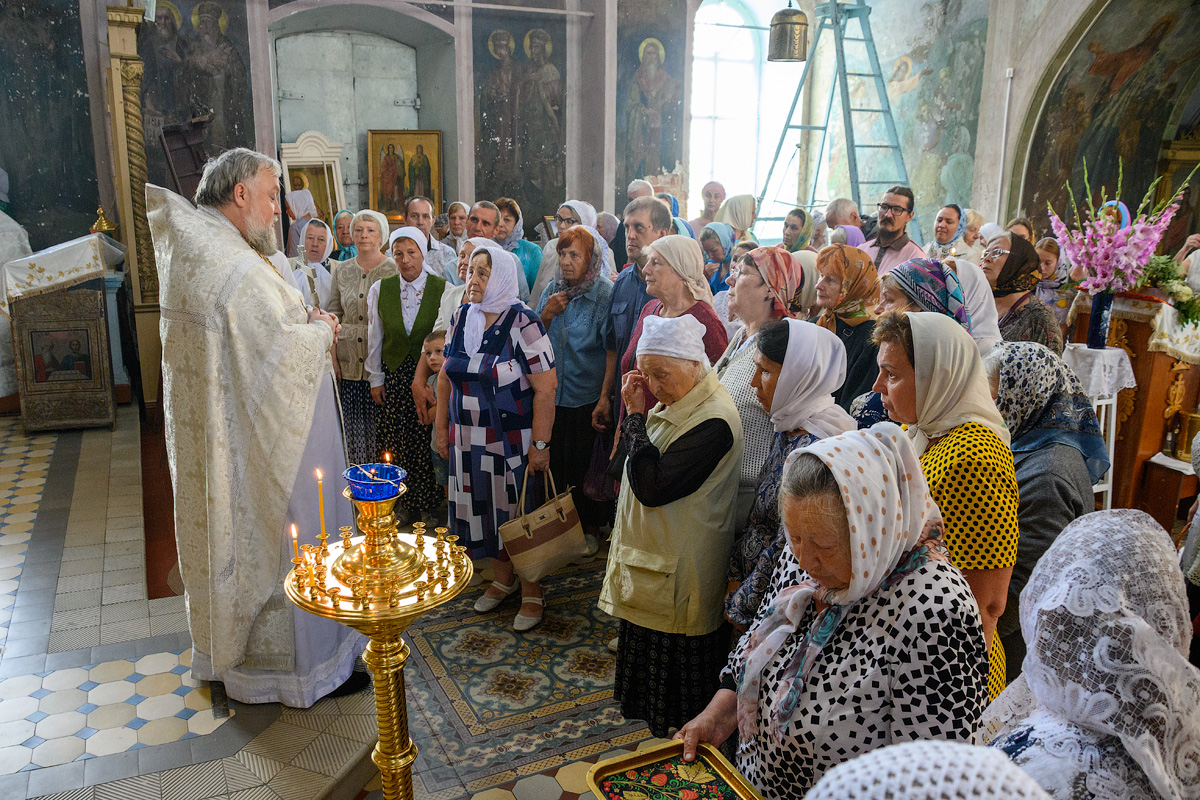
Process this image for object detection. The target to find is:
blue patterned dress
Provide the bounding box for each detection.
[725,430,816,628]
[444,304,555,557]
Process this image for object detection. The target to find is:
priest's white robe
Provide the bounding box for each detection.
[147,184,363,708]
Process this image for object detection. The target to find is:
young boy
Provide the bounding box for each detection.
[423,330,449,491]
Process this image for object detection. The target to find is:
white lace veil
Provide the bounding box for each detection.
[807,740,1050,799]
[982,509,1200,800]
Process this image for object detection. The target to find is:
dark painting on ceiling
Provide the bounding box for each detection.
[0,0,99,250]
[1022,1,1200,232]
[473,7,567,230]
[138,0,255,188]
[615,0,687,213]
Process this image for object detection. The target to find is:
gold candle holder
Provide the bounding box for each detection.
[285,472,471,800]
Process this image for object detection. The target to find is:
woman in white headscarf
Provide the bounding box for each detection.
[870,311,1016,702]
[365,227,448,520]
[531,199,613,301]
[284,188,319,257]
[677,424,987,798]
[289,218,334,309]
[808,741,1050,800]
[435,245,557,633]
[600,314,744,739]
[984,509,1200,800]
[435,236,495,332]
[715,194,759,244]
[618,235,728,421]
[725,318,856,629]
[326,209,399,465]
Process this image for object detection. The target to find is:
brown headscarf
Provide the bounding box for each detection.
[814,244,880,330]
[991,234,1042,298]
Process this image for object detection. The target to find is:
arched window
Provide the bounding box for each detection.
[689,0,761,209]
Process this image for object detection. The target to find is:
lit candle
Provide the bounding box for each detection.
[291,524,300,561]
[315,469,326,542]
[383,452,391,464]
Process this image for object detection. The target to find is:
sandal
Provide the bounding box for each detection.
[513,595,544,632]
[473,580,518,613]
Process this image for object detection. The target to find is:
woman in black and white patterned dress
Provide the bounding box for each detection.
[676,423,989,799]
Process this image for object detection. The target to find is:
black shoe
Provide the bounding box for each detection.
[328,670,372,697]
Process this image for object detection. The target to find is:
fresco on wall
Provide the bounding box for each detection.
[825,0,988,242]
[473,8,567,229]
[138,0,255,187]
[0,0,98,250]
[616,0,687,212]
[1023,1,1200,233]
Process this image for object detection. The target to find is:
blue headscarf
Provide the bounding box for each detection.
[673,217,696,238]
[701,222,736,293]
[890,258,972,333]
[657,193,681,217]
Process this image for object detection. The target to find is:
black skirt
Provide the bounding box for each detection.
[376,357,441,514]
[614,620,731,738]
[339,378,377,467]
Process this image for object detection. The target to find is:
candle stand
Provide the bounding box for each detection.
[284,465,472,800]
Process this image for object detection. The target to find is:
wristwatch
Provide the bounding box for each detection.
[533,440,550,450]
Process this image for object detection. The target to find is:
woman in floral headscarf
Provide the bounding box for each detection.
[677,424,987,798]
[782,208,816,253]
[984,509,1200,800]
[981,233,1063,354]
[814,244,881,410]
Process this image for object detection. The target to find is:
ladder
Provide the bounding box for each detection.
[756,1,919,243]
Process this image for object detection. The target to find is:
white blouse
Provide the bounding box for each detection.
[716,330,772,491]
[364,270,429,388]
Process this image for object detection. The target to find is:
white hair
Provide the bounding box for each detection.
[627,179,654,198]
[194,148,281,208]
[824,197,858,226]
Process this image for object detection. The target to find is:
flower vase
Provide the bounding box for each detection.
[1087,291,1115,349]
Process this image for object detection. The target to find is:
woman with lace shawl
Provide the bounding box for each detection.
[984,509,1200,800]
[676,424,987,798]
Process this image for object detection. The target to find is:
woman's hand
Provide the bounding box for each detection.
[621,370,649,417]
[591,395,612,432]
[527,444,550,473]
[540,292,569,326]
[674,690,737,762]
[435,425,449,460]
[412,381,435,424]
[370,386,385,406]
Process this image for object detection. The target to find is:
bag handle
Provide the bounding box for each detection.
[515,463,565,521]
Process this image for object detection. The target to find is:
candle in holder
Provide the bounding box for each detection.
[315,469,327,543]
[291,524,300,561]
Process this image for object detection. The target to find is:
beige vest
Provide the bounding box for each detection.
[599,370,744,636]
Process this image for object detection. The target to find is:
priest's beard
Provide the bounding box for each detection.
[246,216,280,256]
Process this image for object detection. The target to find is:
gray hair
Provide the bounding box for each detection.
[824,197,858,226]
[780,452,840,501]
[627,179,654,198]
[471,200,500,223]
[194,148,282,208]
[625,194,672,232]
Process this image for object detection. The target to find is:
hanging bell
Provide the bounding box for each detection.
[767,1,809,62]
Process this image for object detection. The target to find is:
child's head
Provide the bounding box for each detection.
[423,329,447,371]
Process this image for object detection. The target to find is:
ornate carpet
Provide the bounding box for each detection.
[402,557,652,794]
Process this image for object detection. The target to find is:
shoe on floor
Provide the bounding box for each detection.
[583,533,599,557]
[514,595,544,632]
[473,580,518,613]
[608,636,619,654]
[328,670,372,697]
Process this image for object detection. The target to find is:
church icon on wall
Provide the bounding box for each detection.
[31,330,93,383]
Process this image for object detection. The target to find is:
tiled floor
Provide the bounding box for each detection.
[0,406,657,800]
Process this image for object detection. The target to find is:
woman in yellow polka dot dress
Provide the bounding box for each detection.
[871,311,1017,701]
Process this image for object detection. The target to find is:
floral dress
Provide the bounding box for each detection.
[725,430,816,628]
[443,304,554,556]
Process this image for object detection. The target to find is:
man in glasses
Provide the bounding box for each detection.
[863,186,924,274]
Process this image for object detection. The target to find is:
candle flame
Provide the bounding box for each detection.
[291,524,297,540]
[383,452,391,463]
[315,469,323,480]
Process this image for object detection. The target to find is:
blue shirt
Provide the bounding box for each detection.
[602,264,651,362]
[536,276,614,408]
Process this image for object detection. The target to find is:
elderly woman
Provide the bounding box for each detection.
[811,211,828,249]
[619,235,729,419]
[943,255,1003,354]
[814,244,881,410]
[959,208,985,262]
[536,226,614,552]
[982,234,1063,354]
[829,224,867,248]
[871,311,1017,701]
[436,237,493,331]
[700,222,736,294]
[435,246,556,631]
[327,209,399,465]
[600,314,744,738]
[677,424,987,796]
[715,194,759,244]
[725,319,856,629]
[441,201,470,256]
[494,197,542,296]
[716,248,813,524]
[331,209,357,261]
[808,741,1052,800]
[781,208,815,253]
[982,341,1108,676]
[532,200,609,301]
[289,219,334,309]
[983,510,1200,800]
[365,227,446,520]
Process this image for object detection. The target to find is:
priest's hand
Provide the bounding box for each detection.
[309,308,339,338]
[371,386,385,406]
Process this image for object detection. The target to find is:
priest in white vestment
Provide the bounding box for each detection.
[147,148,366,707]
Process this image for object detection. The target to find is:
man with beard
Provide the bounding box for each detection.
[138,1,189,181]
[863,186,924,274]
[146,148,368,707]
[186,1,252,152]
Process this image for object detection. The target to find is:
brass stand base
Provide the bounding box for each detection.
[363,635,418,800]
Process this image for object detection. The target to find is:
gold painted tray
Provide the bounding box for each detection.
[586,740,765,800]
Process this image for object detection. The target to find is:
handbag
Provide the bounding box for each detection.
[498,467,588,583]
[584,429,618,502]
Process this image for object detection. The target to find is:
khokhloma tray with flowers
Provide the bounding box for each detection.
[587,740,765,800]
